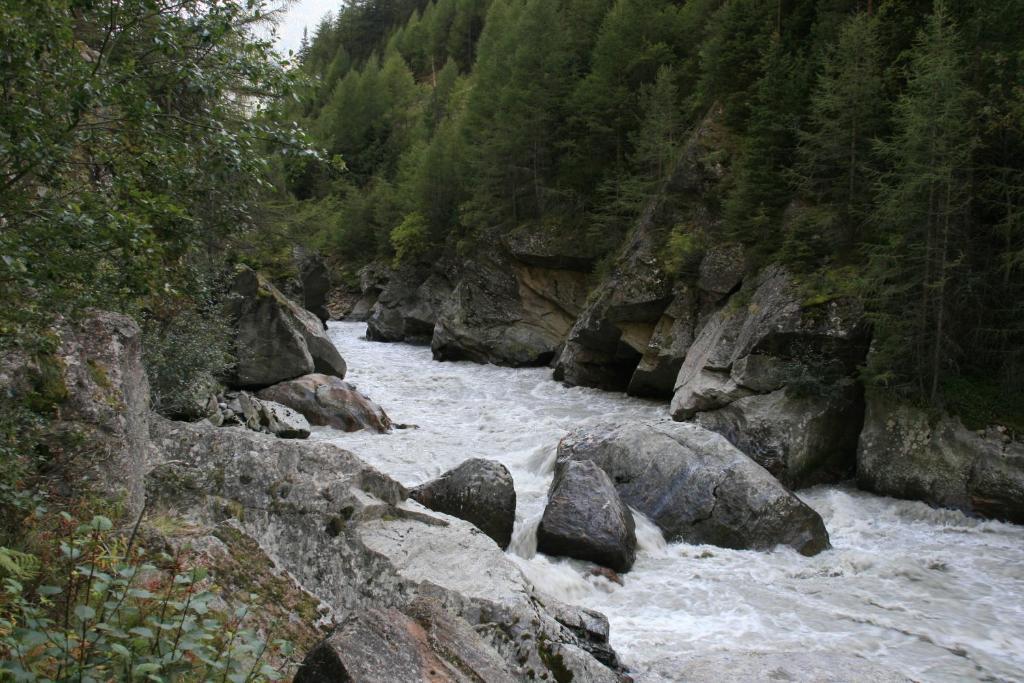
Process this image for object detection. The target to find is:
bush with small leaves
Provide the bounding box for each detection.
[0,515,291,682]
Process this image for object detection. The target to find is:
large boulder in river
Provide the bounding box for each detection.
[410,458,517,549]
[537,460,637,572]
[227,266,347,388]
[695,383,864,488]
[557,421,830,555]
[857,393,1024,523]
[257,373,391,433]
[431,229,591,366]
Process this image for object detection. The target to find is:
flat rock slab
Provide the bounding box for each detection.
[557,421,830,556]
[294,599,516,683]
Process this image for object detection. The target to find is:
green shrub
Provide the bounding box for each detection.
[389,212,430,267]
[0,515,291,682]
[141,266,234,420]
[663,223,708,277]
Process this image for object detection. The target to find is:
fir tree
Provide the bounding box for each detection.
[867,2,978,403]
[796,11,886,246]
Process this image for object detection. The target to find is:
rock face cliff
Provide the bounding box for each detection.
[857,393,1024,524]
[37,309,626,681]
[431,225,595,366]
[554,106,731,393]
[366,259,457,345]
[675,265,871,487]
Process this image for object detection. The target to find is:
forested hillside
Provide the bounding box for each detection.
[265,0,1024,424]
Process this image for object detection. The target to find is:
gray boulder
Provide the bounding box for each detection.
[671,266,868,421]
[213,391,311,439]
[257,373,391,433]
[258,399,311,439]
[537,460,637,572]
[347,262,391,322]
[227,266,347,388]
[36,311,151,521]
[695,384,864,488]
[503,222,603,271]
[667,652,910,683]
[557,421,830,555]
[668,265,869,487]
[857,393,1024,523]
[410,458,517,549]
[697,243,745,296]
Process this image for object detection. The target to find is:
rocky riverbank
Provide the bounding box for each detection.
[9,306,630,681]
[326,146,1020,530]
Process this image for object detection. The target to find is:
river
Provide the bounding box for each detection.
[316,321,1024,682]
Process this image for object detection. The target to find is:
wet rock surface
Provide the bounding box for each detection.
[537,459,637,572]
[558,421,830,555]
[410,458,517,549]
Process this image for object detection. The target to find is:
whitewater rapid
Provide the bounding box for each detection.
[318,322,1024,682]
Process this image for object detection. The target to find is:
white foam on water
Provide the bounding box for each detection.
[318,322,1024,682]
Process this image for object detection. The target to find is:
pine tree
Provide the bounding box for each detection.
[605,65,684,220]
[566,0,689,193]
[796,12,886,246]
[867,2,978,403]
[723,36,809,250]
